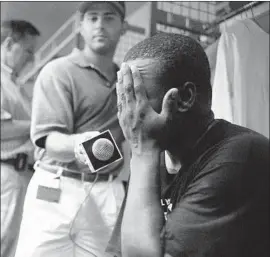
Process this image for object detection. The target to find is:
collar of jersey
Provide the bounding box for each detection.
[69,48,119,83]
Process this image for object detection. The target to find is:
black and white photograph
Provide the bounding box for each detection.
[1,1,269,257]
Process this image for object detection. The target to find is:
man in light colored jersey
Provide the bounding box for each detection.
[15,2,128,257]
[1,19,40,257]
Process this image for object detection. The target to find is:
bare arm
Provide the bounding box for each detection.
[1,107,30,139]
[122,151,164,257]
[44,132,77,163]
[116,63,178,257]
[30,61,75,162]
[1,119,31,140]
[45,131,101,164]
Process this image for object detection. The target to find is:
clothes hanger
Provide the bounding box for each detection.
[221,13,228,34]
[251,6,259,25]
[250,4,268,33]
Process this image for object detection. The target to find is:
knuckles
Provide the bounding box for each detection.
[127,112,134,121]
[134,85,142,94]
[120,93,125,101]
[139,112,146,120]
[124,83,133,91]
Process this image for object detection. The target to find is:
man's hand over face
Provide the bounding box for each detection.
[116,63,178,155]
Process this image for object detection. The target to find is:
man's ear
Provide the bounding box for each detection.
[176,82,197,112]
[121,21,128,36]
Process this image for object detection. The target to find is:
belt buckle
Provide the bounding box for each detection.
[15,153,28,172]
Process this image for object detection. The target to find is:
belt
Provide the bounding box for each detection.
[1,153,34,172]
[35,162,117,183]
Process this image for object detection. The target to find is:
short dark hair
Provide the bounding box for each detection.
[1,20,40,44]
[124,33,212,109]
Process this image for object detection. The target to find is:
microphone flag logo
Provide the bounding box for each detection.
[80,130,123,173]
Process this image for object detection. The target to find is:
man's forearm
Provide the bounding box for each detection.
[45,132,77,163]
[1,120,30,140]
[122,150,164,257]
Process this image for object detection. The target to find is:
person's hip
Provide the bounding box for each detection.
[14,165,125,257]
[22,165,125,224]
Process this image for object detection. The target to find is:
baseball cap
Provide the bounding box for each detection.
[78,1,126,20]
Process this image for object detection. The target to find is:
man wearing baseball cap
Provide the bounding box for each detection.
[15,2,127,257]
[78,1,126,20]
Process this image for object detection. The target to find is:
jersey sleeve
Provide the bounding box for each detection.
[31,61,74,148]
[1,82,31,139]
[1,108,12,121]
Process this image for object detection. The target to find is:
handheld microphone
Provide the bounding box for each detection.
[92,138,115,161]
[80,130,123,173]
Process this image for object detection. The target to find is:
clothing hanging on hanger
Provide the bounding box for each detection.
[205,39,219,86]
[212,19,269,138]
[250,3,264,30]
[252,12,269,34]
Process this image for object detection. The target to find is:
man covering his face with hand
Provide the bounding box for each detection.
[108,33,269,257]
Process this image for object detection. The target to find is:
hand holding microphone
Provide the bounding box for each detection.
[74,131,100,165]
[74,130,123,173]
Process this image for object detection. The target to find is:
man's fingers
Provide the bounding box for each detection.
[161,88,178,119]
[116,82,123,114]
[121,63,135,104]
[78,153,87,164]
[76,131,100,144]
[117,70,123,94]
[74,144,87,164]
[84,131,100,141]
[117,100,122,114]
[130,65,147,102]
[74,131,100,164]
[116,70,125,113]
